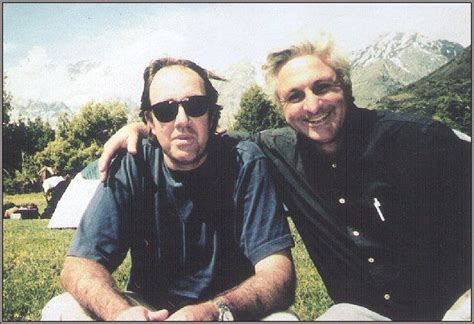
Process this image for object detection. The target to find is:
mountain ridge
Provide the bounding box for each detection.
[351,32,464,107]
[376,45,471,135]
[7,32,467,129]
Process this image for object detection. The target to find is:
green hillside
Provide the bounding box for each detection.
[376,45,472,135]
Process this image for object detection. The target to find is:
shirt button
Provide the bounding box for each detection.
[338,198,346,204]
[352,230,360,237]
[331,163,337,169]
[368,257,375,263]
[384,294,391,300]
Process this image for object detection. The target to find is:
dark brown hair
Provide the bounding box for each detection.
[140,57,225,133]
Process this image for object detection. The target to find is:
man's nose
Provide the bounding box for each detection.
[302,92,321,114]
[174,105,190,127]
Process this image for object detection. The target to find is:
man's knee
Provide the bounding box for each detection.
[41,292,95,321]
[316,303,391,321]
[442,289,471,321]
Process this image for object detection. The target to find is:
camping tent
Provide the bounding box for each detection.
[48,160,101,229]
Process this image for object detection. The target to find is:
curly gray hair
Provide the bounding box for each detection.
[262,34,354,106]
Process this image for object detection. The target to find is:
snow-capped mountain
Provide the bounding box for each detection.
[10,100,73,127]
[10,97,141,128]
[6,60,257,130]
[351,32,464,107]
[7,32,465,128]
[376,45,471,135]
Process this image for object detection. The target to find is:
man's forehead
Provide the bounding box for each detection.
[152,65,203,85]
[150,66,206,101]
[275,55,336,92]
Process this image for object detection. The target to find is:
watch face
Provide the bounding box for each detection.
[218,304,234,321]
[221,309,234,321]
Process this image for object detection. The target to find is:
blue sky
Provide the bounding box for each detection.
[3,3,471,108]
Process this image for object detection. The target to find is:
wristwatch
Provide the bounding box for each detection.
[213,298,234,321]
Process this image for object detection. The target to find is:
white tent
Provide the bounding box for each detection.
[48,160,101,229]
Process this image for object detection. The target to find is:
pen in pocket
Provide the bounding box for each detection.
[373,197,385,221]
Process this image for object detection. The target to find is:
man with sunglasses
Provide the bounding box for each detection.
[41,58,297,321]
[98,35,471,321]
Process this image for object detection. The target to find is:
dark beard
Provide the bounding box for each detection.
[164,146,209,171]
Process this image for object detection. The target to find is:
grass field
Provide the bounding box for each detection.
[3,193,332,321]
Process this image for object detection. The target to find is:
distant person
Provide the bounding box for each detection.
[42,175,65,201]
[41,58,297,321]
[3,203,18,219]
[99,34,471,321]
[41,175,69,219]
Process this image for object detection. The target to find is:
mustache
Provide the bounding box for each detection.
[172,128,197,139]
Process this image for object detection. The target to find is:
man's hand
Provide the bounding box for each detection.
[167,250,295,321]
[99,122,149,182]
[215,250,295,320]
[166,302,217,321]
[115,306,169,321]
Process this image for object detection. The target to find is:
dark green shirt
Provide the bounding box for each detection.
[249,106,470,320]
[68,136,294,311]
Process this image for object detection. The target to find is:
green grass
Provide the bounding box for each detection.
[289,219,333,319]
[2,194,331,321]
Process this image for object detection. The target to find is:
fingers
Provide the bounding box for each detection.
[99,143,114,183]
[114,306,149,321]
[98,122,147,183]
[127,132,139,155]
[114,306,169,321]
[148,309,169,321]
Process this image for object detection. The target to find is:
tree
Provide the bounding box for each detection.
[24,117,55,155]
[68,100,128,145]
[2,78,55,175]
[2,76,17,173]
[3,117,55,172]
[3,76,12,124]
[2,81,56,193]
[233,85,286,133]
[35,100,129,175]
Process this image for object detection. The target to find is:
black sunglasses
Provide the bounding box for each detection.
[148,95,211,123]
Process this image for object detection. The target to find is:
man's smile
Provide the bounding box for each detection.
[304,108,333,126]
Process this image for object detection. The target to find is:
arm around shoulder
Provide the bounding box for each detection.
[99,122,150,182]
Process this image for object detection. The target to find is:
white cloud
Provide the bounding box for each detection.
[3,41,17,53]
[4,3,470,110]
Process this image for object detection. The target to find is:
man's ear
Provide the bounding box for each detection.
[144,112,157,136]
[149,123,157,136]
[209,112,217,132]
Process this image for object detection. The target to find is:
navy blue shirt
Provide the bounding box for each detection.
[68,136,293,309]
[253,106,471,320]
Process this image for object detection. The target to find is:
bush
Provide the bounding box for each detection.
[34,100,129,175]
[233,85,286,133]
[2,168,41,195]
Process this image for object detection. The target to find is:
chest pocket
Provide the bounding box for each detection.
[359,181,396,224]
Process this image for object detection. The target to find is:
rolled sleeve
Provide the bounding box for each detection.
[235,142,294,266]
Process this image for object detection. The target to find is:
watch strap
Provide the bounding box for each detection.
[213,298,234,321]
